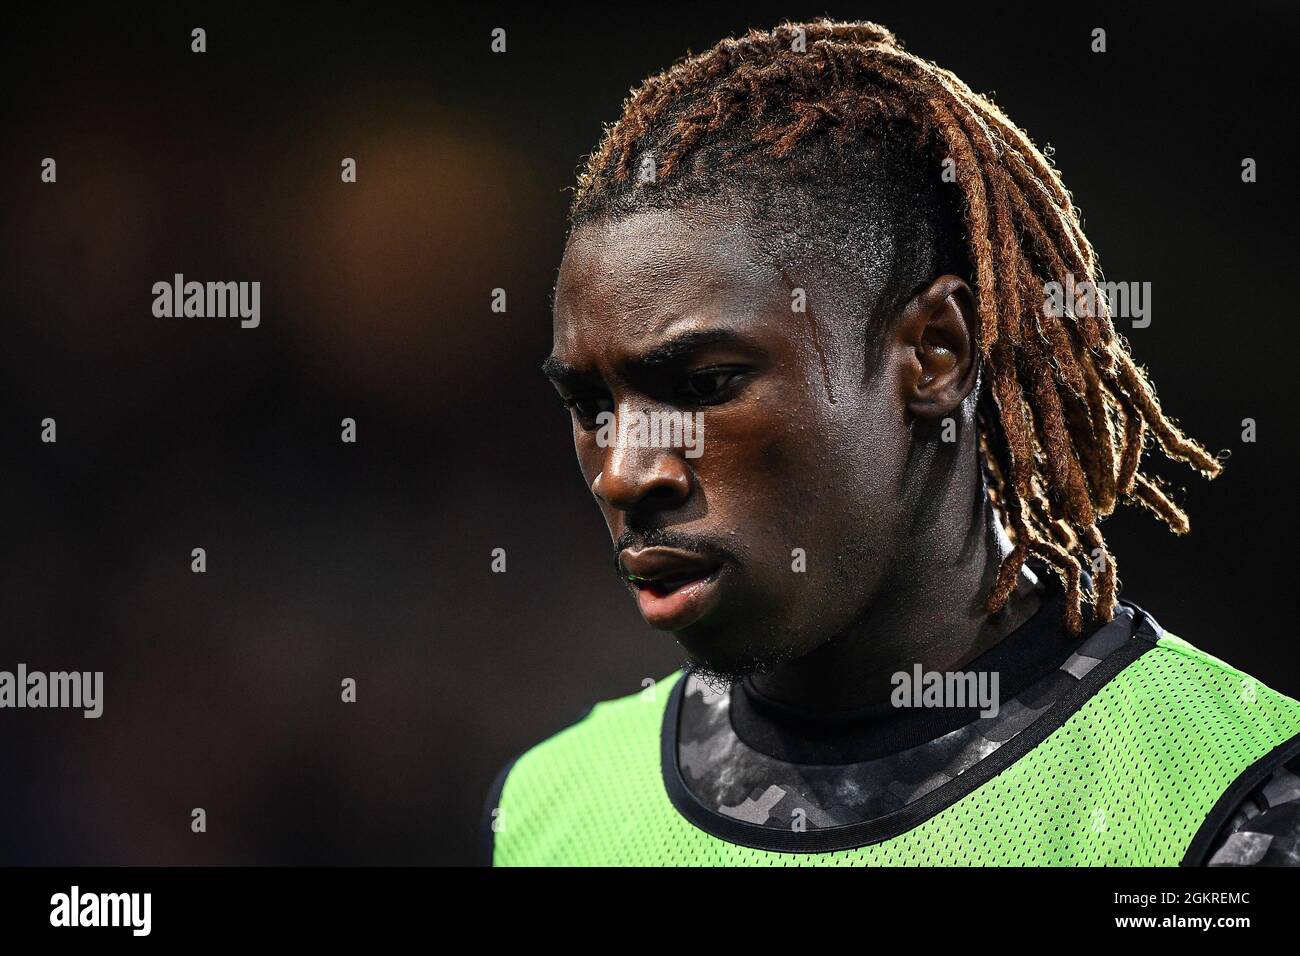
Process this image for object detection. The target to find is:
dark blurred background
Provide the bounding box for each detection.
[1,2,1296,864]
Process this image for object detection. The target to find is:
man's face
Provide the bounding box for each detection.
[548,203,915,680]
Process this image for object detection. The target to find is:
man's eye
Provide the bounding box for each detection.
[678,369,745,405]
[563,395,614,426]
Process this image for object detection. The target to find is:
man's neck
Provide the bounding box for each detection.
[746,498,1044,716]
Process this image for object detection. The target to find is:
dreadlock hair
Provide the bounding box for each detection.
[568,20,1223,636]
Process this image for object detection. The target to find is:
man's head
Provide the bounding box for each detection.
[547,21,1220,680]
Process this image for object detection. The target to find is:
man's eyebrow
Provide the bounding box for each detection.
[541,354,585,384]
[636,329,752,368]
[542,328,758,383]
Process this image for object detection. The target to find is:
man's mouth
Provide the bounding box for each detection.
[619,546,724,630]
[630,571,712,597]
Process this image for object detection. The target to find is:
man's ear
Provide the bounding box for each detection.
[892,274,980,419]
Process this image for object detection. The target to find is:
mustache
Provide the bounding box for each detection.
[611,527,736,577]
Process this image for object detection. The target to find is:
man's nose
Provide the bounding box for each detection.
[591,440,692,513]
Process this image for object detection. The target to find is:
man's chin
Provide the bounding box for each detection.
[681,641,800,691]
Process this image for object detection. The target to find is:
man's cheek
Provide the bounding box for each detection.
[757,437,788,475]
[712,413,801,475]
[575,442,603,490]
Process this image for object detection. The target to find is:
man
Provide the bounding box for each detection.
[484,20,1300,865]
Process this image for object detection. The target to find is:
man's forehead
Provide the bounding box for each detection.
[551,295,761,373]
[556,206,774,317]
[548,205,812,379]
[552,276,782,368]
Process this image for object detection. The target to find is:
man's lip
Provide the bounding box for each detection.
[618,547,725,630]
[618,546,720,584]
[630,566,724,630]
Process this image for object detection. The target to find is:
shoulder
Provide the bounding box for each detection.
[1123,625,1300,721]
[1131,626,1300,865]
[480,671,683,865]
[512,670,681,771]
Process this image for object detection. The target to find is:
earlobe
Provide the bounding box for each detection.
[901,275,980,419]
